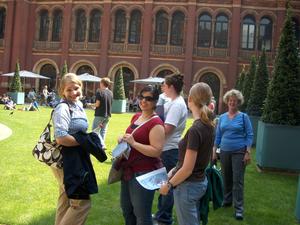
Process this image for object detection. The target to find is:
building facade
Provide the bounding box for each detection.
[0,0,299,112]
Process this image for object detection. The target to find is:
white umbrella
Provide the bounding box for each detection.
[77,73,101,82]
[130,76,165,85]
[1,70,50,79]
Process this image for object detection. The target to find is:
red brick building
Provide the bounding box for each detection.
[0,0,299,112]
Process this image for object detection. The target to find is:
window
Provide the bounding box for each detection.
[170,11,185,46]
[75,9,86,42]
[39,10,49,41]
[155,10,168,44]
[76,65,94,75]
[52,9,62,41]
[197,13,212,47]
[214,14,228,48]
[114,9,126,43]
[128,10,141,44]
[258,17,272,51]
[241,16,256,50]
[89,9,101,42]
[0,7,6,39]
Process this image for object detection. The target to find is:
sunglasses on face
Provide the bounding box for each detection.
[138,95,155,102]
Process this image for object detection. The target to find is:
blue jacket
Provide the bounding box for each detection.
[62,132,107,199]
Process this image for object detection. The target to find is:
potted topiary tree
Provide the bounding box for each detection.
[256,6,300,171]
[241,56,256,112]
[61,60,68,77]
[235,65,246,91]
[112,67,126,113]
[246,49,269,145]
[8,60,25,104]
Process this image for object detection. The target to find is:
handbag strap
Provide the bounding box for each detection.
[131,115,159,136]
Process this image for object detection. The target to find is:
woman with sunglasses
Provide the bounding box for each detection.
[119,85,165,225]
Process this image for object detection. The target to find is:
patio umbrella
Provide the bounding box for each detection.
[77,73,101,82]
[130,76,165,85]
[77,73,101,95]
[1,70,50,79]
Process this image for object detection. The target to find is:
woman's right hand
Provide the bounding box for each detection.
[212,147,218,161]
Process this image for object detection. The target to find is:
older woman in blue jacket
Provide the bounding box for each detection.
[213,89,253,221]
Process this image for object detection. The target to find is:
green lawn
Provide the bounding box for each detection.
[0,107,299,225]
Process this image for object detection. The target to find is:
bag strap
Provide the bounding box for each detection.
[131,115,159,136]
[48,101,73,124]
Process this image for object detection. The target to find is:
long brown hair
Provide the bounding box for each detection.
[189,82,214,127]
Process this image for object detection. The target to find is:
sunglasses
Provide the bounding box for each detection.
[138,95,155,102]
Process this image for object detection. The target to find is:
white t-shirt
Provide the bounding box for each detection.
[163,96,188,151]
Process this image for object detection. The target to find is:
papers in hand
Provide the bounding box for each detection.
[136,167,168,190]
[112,142,131,159]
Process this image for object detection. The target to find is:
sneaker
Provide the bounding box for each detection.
[235,212,244,220]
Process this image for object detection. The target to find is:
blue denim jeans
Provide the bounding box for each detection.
[121,173,155,225]
[154,149,178,224]
[174,178,208,225]
[92,116,110,147]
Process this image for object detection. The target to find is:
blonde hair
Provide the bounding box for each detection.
[223,89,244,105]
[189,82,214,127]
[58,73,83,97]
[101,77,112,88]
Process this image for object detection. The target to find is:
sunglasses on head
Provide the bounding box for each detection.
[138,95,155,102]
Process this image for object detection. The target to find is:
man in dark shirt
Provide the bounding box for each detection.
[92,77,113,149]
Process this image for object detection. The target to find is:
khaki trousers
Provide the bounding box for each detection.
[51,167,91,225]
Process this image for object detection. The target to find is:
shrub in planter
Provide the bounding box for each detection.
[112,67,126,113]
[235,65,246,91]
[246,50,269,145]
[256,6,300,171]
[241,56,256,112]
[8,60,25,104]
[61,60,68,77]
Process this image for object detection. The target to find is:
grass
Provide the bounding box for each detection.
[0,106,299,225]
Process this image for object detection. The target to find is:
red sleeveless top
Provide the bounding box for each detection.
[121,112,164,181]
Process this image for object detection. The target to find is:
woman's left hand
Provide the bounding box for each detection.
[159,182,170,195]
[243,152,251,165]
[122,133,136,146]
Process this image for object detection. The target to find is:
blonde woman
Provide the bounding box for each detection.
[212,89,253,220]
[52,73,95,225]
[159,82,215,225]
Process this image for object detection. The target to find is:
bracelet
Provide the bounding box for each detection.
[167,181,174,189]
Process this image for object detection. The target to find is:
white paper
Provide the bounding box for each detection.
[136,167,168,190]
[112,142,131,158]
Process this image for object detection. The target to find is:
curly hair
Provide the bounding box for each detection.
[164,73,184,95]
[223,89,244,105]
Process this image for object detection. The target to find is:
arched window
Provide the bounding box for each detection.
[39,10,49,41]
[128,10,141,44]
[40,64,57,90]
[157,69,173,78]
[241,16,256,50]
[214,14,228,48]
[75,9,86,42]
[114,9,126,43]
[293,18,300,47]
[155,10,168,45]
[52,9,63,41]
[258,17,272,51]
[170,11,185,46]
[89,9,101,42]
[0,7,6,39]
[76,65,94,75]
[197,13,212,47]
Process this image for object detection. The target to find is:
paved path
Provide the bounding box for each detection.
[0,123,12,141]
